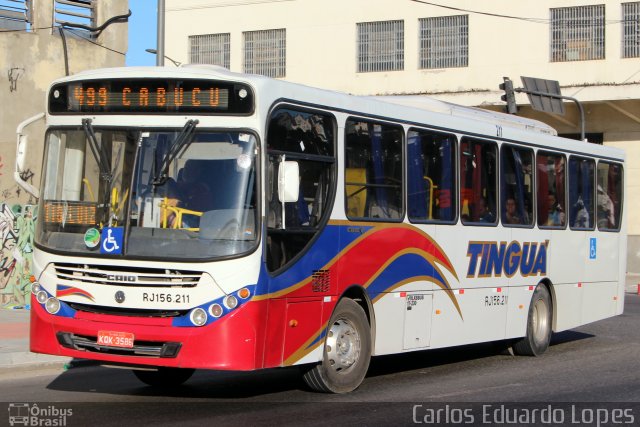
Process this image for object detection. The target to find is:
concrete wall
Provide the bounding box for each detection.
[0,1,129,308]
[165,0,640,273]
[165,0,639,97]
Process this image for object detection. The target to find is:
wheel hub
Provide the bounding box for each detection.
[326,318,361,372]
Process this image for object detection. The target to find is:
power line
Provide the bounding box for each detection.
[64,27,126,56]
[409,0,547,24]
[167,0,296,12]
[410,0,629,25]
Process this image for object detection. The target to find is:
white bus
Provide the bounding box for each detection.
[16,65,625,393]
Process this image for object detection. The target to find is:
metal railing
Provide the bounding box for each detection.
[550,5,605,62]
[54,0,95,34]
[357,20,404,73]
[419,15,468,69]
[622,2,640,58]
[190,33,231,68]
[0,0,31,30]
[243,28,286,78]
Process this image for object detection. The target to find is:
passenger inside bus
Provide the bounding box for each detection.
[504,197,521,224]
[546,192,565,226]
[476,197,495,223]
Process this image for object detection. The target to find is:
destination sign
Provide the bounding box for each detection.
[49,79,253,114]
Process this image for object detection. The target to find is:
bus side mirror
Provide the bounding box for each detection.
[278,161,299,203]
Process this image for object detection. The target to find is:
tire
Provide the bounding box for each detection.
[513,284,553,356]
[302,298,372,393]
[132,367,195,387]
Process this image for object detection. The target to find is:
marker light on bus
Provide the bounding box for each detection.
[209,303,223,318]
[224,295,238,310]
[45,297,61,315]
[190,308,208,327]
[238,288,250,299]
[36,291,48,304]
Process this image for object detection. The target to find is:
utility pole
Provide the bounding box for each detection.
[156,0,165,66]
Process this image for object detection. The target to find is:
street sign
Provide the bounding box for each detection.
[521,76,565,115]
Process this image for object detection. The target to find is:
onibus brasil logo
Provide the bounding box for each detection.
[8,403,72,426]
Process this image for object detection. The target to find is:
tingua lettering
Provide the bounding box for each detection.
[466,240,549,278]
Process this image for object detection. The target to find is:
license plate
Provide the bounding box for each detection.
[97,330,134,348]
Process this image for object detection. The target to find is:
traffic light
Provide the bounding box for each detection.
[499,77,518,114]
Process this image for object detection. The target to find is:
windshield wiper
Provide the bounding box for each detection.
[152,119,199,186]
[82,118,112,182]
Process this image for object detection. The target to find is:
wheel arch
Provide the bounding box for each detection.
[339,285,376,350]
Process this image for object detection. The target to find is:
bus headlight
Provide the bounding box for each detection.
[208,303,223,318]
[224,295,238,310]
[189,308,208,326]
[45,297,61,314]
[36,291,48,304]
[31,283,42,295]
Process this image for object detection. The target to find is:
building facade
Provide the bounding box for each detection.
[0,0,129,307]
[166,0,639,271]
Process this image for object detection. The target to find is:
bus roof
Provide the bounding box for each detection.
[51,65,624,162]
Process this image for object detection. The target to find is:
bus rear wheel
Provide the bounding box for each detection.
[302,298,371,393]
[132,367,195,387]
[513,284,553,356]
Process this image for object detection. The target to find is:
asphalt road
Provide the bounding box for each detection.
[1,295,639,426]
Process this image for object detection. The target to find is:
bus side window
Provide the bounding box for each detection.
[345,119,403,221]
[501,145,534,226]
[537,151,567,228]
[407,128,456,223]
[266,107,336,272]
[460,137,497,225]
[569,157,595,230]
[597,162,623,231]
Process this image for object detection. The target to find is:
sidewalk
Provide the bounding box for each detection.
[0,307,72,374]
[1,276,639,375]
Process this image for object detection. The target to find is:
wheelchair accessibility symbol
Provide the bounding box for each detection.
[589,238,597,260]
[100,227,123,255]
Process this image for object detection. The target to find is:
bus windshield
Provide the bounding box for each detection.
[37,127,258,260]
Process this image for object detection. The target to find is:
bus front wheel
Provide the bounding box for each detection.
[302,298,371,393]
[513,284,553,356]
[132,367,195,387]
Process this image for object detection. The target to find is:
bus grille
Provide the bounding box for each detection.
[56,332,181,358]
[52,263,202,288]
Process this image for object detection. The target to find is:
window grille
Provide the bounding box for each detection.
[190,33,231,68]
[550,5,605,62]
[54,0,95,35]
[419,15,468,69]
[0,0,31,30]
[622,2,640,58]
[357,20,404,73]
[243,28,286,78]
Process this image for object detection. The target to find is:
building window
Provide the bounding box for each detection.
[419,15,468,69]
[54,0,96,37]
[550,5,605,62]
[0,0,31,30]
[345,119,403,220]
[189,33,231,68]
[357,20,404,72]
[243,28,286,78]
[622,2,640,58]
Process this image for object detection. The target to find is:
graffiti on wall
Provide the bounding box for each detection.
[0,203,37,308]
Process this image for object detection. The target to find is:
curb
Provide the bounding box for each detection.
[0,355,99,376]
